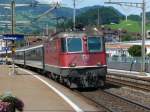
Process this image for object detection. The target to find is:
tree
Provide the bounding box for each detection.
[122,33,132,41]
[128,15,141,21]
[60,6,124,29]
[147,52,150,57]
[128,45,146,57]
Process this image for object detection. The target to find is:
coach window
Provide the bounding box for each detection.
[88,37,103,52]
[67,37,82,52]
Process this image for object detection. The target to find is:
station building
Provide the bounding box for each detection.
[106,40,150,57]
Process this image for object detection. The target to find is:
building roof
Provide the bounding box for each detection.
[106,40,150,49]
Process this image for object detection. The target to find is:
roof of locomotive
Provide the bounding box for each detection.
[51,28,103,39]
[56,32,86,38]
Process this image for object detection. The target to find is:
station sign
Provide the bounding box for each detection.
[2,47,10,51]
[3,34,24,41]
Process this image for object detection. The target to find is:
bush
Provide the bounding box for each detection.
[0,94,24,112]
[122,33,132,41]
[128,45,147,57]
[0,102,12,112]
[147,52,150,57]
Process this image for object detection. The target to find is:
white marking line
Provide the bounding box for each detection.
[19,68,83,112]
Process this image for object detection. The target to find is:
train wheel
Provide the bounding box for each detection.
[47,73,51,79]
[59,76,64,84]
[66,78,78,89]
[66,79,72,88]
[51,73,55,80]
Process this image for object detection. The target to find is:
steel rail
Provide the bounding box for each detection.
[103,90,150,111]
[106,76,150,92]
[73,90,114,112]
[76,90,150,112]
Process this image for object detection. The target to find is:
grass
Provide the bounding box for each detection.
[106,20,150,33]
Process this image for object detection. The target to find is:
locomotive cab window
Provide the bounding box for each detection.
[67,37,82,52]
[61,38,67,52]
[87,37,103,52]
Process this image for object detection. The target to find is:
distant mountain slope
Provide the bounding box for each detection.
[61,6,125,29]
[0,0,35,3]
[0,1,127,34]
[77,6,124,25]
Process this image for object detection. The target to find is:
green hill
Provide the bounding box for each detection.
[60,6,124,29]
[77,6,124,25]
[106,20,150,33]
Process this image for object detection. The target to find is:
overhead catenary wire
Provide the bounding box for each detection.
[32,3,59,22]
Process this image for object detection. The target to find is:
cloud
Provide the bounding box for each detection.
[36,0,62,4]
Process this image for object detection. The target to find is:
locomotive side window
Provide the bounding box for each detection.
[67,38,82,52]
[87,37,103,52]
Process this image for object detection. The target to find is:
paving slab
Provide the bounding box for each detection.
[0,65,106,112]
[0,65,74,112]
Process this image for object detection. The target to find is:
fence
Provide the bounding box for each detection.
[107,56,150,72]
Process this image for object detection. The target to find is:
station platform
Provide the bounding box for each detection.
[0,65,103,112]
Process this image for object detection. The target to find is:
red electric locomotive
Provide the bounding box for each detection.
[44,29,107,88]
[3,28,107,88]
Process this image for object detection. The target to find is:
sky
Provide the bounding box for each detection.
[36,0,150,15]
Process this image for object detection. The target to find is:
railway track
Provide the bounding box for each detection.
[77,89,150,112]
[106,74,150,92]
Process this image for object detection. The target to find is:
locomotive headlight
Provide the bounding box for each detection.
[97,62,101,66]
[70,63,76,67]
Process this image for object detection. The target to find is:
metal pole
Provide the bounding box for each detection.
[11,0,15,34]
[126,15,128,22]
[97,7,100,26]
[141,0,146,73]
[11,0,16,75]
[46,24,48,36]
[73,0,76,31]
[5,40,8,63]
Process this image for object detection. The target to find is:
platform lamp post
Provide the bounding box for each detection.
[11,0,16,75]
[105,0,146,75]
[11,0,15,35]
